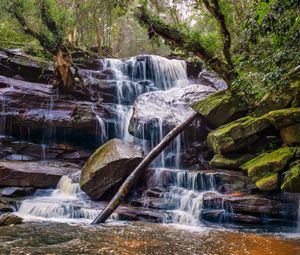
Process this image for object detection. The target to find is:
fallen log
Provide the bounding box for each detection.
[91,111,200,224]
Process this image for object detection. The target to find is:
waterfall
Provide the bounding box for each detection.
[17,174,102,222]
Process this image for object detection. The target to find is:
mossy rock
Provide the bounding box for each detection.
[281,160,300,193]
[253,80,300,117]
[192,90,247,127]
[80,139,143,200]
[265,107,300,129]
[241,147,297,181]
[280,124,300,145]
[209,153,254,170]
[256,174,279,191]
[207,116,271,154]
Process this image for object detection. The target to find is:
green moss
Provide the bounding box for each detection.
[207,116,270,154]
[256,174,278,191]
[281,161,300,193]
[209,153,254,170]
[192,90,247,127]
[265,107,300,129]
[241,147,296,181]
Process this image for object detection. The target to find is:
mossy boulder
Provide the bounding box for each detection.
[281,160,300,193]
[192,91,247,127]
[280,124,300,145]
[265,107,300,129]
[241,147,297,182]
[253,80,300,117]
[256,174,279,191]
[80,139,143,200]
[207,116,271,154]
[209,153,254,170]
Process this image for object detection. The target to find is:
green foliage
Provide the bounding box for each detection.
[233,0,300,103]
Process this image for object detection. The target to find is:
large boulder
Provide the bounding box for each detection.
[241,147,296,181]
[192,91,247,127]
[209,153,255,170]
[281,160,300,193]
[265,107,300,129]
[241,147,298,191]
[80,139,143,200]
[280,124,300,145]
[129,84,216,139]
[0,161,78,188]
[207,116,271,154]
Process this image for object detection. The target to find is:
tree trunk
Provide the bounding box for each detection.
[54,47,75,92]
[91,112,200,224]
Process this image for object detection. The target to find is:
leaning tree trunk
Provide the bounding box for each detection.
[91,111,200,224]
[54,47,76,93]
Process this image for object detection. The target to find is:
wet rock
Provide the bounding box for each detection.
[207,116,271,154]
[280,124,300,145]
[192,91,247,127]
[4,154,36,161]
[203,193,286,217]
[0,187,35,197]
[0,49,54,83]
[0,213,23,226]
[0,198,15,213]
[116,206,165,222]
[129,84,216,139]
[241,147,297,182]
[80,139,143,200]
[281,160,300,193]
[209,153,254,170]
[0,160,79,188]
[256,174,279,191]
[197,69,228,91]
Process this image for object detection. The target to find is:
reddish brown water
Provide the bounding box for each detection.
[0,222,299,255]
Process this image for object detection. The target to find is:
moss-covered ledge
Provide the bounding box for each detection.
[241,147,297,181]
[192,90,247,127]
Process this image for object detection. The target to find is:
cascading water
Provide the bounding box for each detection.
[16,54,218,225]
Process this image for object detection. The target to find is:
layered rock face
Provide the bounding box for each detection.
[80,139,143,200]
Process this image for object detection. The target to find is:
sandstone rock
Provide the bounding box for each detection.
[192,90,247,127]
[207,116,271,154]
[255,174,279,191]
[0,213,23,226]
[129,84,215,139]
[266,107,300,129]
[80,139,143,200]
[241,147,297,182]
[281,160,300,193]
[280,124,300,145]
[0,161,79,188]
[0,187,36,197]
[209,153,255,170]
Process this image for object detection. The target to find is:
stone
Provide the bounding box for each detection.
[241,147,297,181]
[0,187,36,197]
[129,84,216,139]
[207,116,271,154]
[192,90,247,127]
[255,174,279,191]
[253,80,300,117]
[280,124,300,145]
[80,139,143,200]
[197,69,228,91]
[0,213,23,226]
[0,160,79,188]
[281,160,300,193]
[266,107,300,129]
[209,153,255,170]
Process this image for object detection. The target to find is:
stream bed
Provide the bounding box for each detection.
[0,222,299,255]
